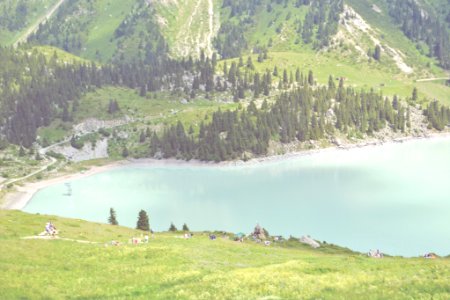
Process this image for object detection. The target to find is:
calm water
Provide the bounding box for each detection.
[25,138,450,256]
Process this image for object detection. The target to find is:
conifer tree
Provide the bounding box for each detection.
[273,66,278,77]
[373,45,381,61]
[223,61,228,76]
[283,69,288,84]
[136,210,150,231]
[139,131,146,143]
[19,146,26,157]
[308,70,314,85]
[328,75,335,90]
[247,56,254,69]
[108,208,119,225]
[122,146,129,158]
[140,84,147,97]
[412,87,418,101]
[182,223,190,231]
[407,107,411,128]
[169,222,178,232]
[238,56,244,67]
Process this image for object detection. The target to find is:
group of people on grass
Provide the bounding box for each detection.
[368,249,384,258]
[39,222,438,259]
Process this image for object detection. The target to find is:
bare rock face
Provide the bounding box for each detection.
[153,151,164,160]
[300,236,320,248]
[52,139,109,162]
[74,118,131,135]
[253,223,266,240]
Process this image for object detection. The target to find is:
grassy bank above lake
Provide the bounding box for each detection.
[0,210,449,299]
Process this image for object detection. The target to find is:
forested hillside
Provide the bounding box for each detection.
[0,0,59,45]
[0,0,449,162]
[151,77,450,161]
[27,0,169,63]
[1,42,449,162]
[21,0,450,72]
[387,0,450,69]
[215,0,343,58]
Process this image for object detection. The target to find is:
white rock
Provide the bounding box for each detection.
[300,235,320,248]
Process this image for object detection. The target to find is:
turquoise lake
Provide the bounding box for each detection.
[24,137,450,256]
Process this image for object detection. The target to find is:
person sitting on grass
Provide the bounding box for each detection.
[45,222,58,236]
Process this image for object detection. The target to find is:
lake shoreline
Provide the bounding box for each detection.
[2,131,450,211]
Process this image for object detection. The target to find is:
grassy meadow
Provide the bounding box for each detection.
[37,86,239,147]
[0,145,54,185]
[73,87,237,124]
[220,51,450,103]
[32,45,91,64]
[81,0,136,62]
[0,210,449,299]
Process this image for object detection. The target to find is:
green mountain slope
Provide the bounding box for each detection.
[153,0,450,100]
[24,0,450,78]
[0,210,449,299]
[1,0,449,157]
[153,0,221,58]
[27,0,167,63]
[0,0,60,45]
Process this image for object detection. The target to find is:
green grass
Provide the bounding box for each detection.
[74,86,238,128]
[32,45,91,64]
[35,86,239,149]
[245,1,309,52]
[73,86,239,158]
[0,145,50,181]
[0,210,449,299]
[416,81,450,105]
[82,0,136,61]
[36,119,71,146]
[220,51,450,103]
[346,0,445,77]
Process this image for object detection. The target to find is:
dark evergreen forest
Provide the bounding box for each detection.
[215,0,343,58]
[1,43,449,159]
[388,0,450,69]
[150,81,450,162]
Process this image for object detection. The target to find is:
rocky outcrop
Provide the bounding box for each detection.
[51,139,109,162]
[300,236,321,248]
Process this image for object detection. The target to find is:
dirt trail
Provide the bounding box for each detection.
[173,0,217,58]
[416,77,450,82]
[0,157,57,190]
[13,0,65,47]
[205,0,215,57]
[22,236,99,244]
